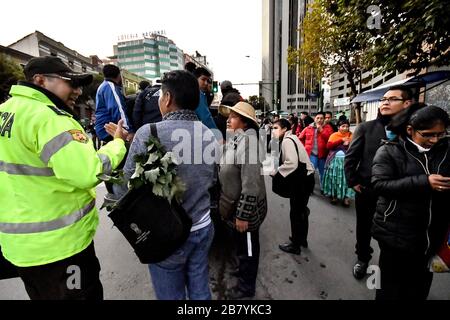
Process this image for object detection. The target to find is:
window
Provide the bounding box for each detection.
[38,44,51,54]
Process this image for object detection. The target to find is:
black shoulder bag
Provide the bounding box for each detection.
[272,137,314,198]
[108,124,192,264]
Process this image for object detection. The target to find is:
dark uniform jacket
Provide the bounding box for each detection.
[371,137,450,256]
[132,85,162,130]
[344,118,387,188]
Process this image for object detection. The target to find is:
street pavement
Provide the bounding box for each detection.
[0,157,449,300]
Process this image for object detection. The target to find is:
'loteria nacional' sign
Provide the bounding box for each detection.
[118,30,166,41]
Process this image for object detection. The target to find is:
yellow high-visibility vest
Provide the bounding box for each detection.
[0,83,126,267]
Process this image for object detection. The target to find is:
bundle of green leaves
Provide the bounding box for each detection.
[129,135,186,203]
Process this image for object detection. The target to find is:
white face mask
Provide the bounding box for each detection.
[407,137,431,153]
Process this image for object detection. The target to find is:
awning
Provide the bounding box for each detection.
[351,70,450,103]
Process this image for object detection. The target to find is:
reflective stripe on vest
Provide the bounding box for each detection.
[0,199,95,234]
[40,132,73,165]
[0,160,54,176]
[98,153,112,175]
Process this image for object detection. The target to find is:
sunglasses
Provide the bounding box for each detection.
[42,74,81,88]
[416,130,448,139]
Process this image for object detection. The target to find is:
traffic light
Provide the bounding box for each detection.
[212,81,218,93]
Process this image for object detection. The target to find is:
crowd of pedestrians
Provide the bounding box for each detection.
[0,56,448,301]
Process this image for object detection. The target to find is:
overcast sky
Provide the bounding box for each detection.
[0,0,262,99]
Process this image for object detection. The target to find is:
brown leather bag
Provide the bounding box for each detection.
[219,193,237,220]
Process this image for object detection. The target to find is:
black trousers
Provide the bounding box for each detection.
[232,228,260,295]
[354,187,377,263]
[289,192,310,247]
[376,245,433,300]
[16,242,103,300]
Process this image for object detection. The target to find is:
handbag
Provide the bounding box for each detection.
[272,137,312,198]
[0,247,19,280]
[107,124,192,264]
[428,227,450,273]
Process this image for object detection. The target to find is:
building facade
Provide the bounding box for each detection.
[262,0,319,115]
[116,33,184,81]
[261,0,282,113]
[329,69,406,121]
[8,31,98,73]
[0,45,34,66]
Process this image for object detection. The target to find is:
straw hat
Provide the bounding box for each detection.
[219,101,258,126]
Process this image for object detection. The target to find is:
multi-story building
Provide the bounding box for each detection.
[261,0,282,113]
[262,0,319,115]
[330,69,407,121]
[8,31,98,73]
[5,31,100,123]
[116,33,184,81]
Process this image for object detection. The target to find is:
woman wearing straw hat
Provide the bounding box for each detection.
[218,102,267,299]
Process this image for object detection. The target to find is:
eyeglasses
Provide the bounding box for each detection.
[379,97,405,103]
[42,74,81,89]
[416,130,448,139]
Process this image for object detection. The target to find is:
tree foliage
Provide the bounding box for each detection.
[248,95,268,110]
[78,73,104,104]
[288,0,371,122]
[360,0,450,76]
[288,0,450,123]
[0,54,25,103]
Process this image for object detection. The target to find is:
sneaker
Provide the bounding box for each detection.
[352,261,368,280]
[330,198,338,205]
[227,287,255,300]
[279,242,301,255]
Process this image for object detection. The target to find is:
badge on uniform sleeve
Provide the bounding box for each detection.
[68,130,89,143]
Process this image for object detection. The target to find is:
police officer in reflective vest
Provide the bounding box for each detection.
[0,56,127,300]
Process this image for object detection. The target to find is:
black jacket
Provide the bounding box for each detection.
[371,137,450,256]
[344,118,387,187]
[132,85,162,130]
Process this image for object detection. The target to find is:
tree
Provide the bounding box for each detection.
[0,54,25,103]
[78,73,104,104]
[288,0,372,123]
[289,0,450,124]
[359,0,450,76]
[248,95,267,110]
[248,95,259,109]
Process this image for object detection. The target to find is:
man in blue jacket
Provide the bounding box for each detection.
[95,64,134,143]
[193,67,218,132]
